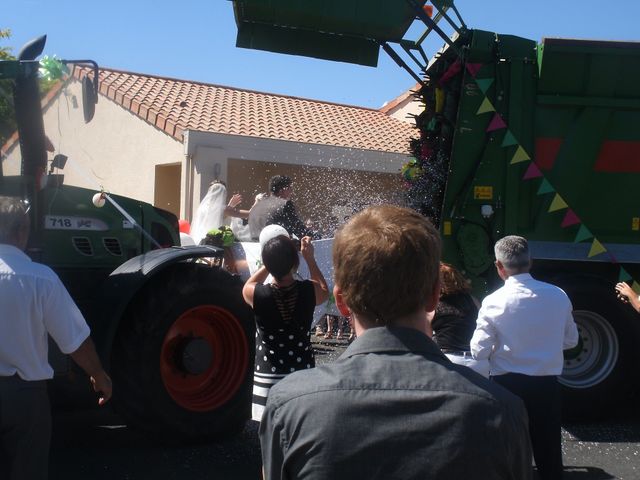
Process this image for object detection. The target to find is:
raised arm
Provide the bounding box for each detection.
[224,193,251,219]
[243,265,270,307]
[616,282,640,313]
[470,302,498,360]
[300,237,329,305]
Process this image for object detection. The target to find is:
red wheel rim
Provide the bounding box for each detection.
[160,305,249,412]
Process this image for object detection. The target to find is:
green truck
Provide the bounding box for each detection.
[0,36,254,441]
[231,0,640,417]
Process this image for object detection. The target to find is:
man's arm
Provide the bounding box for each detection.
[470,303,498,360]
[259,401,287,480]
[43,275,111,405]
[69,337,112,405]
[282,201,318,239]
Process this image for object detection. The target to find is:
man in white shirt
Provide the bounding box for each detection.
[0,196,112,480]
[470,235,579,480]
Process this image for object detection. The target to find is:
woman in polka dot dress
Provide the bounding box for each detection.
[242,234,329,421]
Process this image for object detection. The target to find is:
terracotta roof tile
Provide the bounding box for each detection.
[73,67,415,154]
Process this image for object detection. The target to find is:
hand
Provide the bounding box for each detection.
[91,371,113,406]
[300,236,314,261]
[615,282,634,303]
[227,193,243,209]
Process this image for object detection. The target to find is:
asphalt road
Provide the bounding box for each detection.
[49,336,640,480]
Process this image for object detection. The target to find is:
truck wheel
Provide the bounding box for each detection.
[111,263,255,442]
[558,283,638,419]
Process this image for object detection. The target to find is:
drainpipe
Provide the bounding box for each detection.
[182,130,195,221]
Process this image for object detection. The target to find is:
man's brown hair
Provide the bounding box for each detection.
[333,205,441,325]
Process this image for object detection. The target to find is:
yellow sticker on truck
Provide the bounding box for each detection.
[474,186,493,200]
[633,217,639,231]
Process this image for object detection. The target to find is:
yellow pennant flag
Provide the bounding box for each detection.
[476,97,495,115]
[435,88,445,113]
[548,194,568,212]
[588,238,607,258]
[510,146,531,164]
[632,281,640,294]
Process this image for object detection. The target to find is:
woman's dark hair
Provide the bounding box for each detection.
[262,235,299,280]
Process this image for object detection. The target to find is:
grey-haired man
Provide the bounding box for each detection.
[0,196,112,480]
[471,235,579,480]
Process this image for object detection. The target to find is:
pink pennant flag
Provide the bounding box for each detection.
[486,113,507,132]
[523,162,542,180]
[466,62,483,78]
[561,209,581,228]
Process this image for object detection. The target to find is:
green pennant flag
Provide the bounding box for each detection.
[619,267,633,283]
[510,146,530,164]
[574,225,593,243]
[588,238,607,258]
[633,281,640,295]
[476,78,494,94]
[537,178,555,195]
[501,130,518,147]
[476,97,495,115]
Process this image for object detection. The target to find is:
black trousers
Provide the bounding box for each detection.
[492,373,563,480]
[0,375,51,480]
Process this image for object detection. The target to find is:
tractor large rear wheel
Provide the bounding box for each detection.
[559,282,639,419]
[111,263,254,443]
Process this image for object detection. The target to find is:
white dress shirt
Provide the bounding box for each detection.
[0,244,90,381]
[470,273,579,376]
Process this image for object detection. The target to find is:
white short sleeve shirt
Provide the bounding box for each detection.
[470,273,579,376]
[0,244,90,380]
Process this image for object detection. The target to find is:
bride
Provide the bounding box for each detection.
[190,181,254,244]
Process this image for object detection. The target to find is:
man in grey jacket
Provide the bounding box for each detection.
[248,175,318,240]
[260,206,532,480]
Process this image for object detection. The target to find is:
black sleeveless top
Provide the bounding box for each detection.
[252,280,316,374]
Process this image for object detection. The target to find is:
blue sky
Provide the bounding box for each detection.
[4,1,639,108]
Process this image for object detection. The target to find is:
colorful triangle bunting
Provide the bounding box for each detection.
[619,267,633,283]
[537,178,555,195]
[501,130,518,147]
[476,97,495,115]
[476,78,494,94]
[548,194,568,213]
[466,62,483,77]
[574,225,593,243]
[486,113,507,132]
[523,162,543,180]
[632,281,640,295]
[510,146,531,164]
[561,209,581,228]
[588,238,607,258]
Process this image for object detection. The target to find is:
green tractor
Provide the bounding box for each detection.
[0,36,254,442]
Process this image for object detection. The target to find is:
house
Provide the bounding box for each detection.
[2,67,419,231]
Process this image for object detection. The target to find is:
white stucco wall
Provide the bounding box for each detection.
[3,80,183,204]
